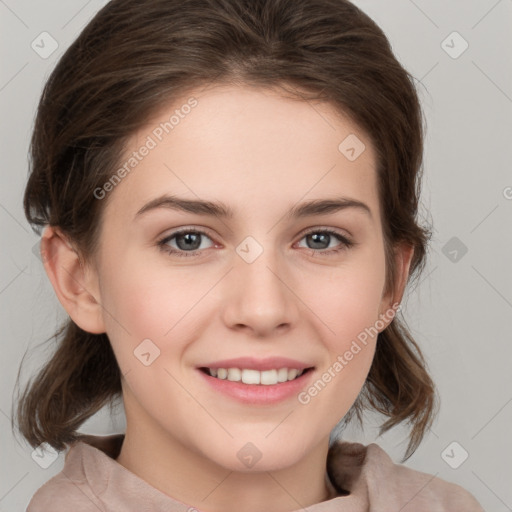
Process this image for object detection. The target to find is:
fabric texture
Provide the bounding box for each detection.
[26,434,485,511]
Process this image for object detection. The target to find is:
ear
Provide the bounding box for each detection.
[378,243,415,329]
[40,226,106,334]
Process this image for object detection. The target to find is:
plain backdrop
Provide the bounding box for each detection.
[1,1,511,511]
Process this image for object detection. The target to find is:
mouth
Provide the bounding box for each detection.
[198,366,315,385]
[195,356,317,404]
[196,364,316,405]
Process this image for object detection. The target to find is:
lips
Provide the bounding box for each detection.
[196,356,314,372]
[196,362,316,404]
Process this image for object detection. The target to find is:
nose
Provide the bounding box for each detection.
[220,245,300,337]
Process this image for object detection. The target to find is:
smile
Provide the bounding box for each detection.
[200,367,312,385]
[196,366,316,405]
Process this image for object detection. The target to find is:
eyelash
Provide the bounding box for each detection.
[157,227,355,259]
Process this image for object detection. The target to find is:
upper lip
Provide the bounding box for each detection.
[197,357,315,371]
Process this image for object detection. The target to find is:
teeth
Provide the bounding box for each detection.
[241,369,260,385]
[207,367,306,385]
[287,369,298,380]
[277,368,288,382]
[227,368,242,381]
[260,369,277,385]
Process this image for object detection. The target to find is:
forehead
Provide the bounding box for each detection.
[103,84,379,221]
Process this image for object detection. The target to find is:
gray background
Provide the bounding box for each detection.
[1,0,511,510]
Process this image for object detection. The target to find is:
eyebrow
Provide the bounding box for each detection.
[134,195,372,221]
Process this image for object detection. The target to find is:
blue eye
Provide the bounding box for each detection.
[157,227,354,258]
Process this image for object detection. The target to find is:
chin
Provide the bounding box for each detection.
[202,437,311,473]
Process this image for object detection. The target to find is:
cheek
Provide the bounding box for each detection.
[306,249,387,348]
[98,256,209,371]
[299,247,386,397]
[297,273,384,426]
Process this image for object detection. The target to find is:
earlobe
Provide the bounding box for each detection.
[41,226,106,334]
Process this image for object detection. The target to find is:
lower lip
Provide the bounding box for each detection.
[196,368,315,405]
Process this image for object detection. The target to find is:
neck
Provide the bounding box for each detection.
[116,416,337,512]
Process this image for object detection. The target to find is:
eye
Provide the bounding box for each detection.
[157,227,355,259]
[157,228,215,258]
[296,228,354,255]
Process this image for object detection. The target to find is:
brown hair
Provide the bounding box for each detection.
[14,0,438,461]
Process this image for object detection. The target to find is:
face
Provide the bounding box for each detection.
[89,84,398,471]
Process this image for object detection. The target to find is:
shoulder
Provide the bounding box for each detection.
[328,440,485,511]
[364,442,485,511]
[26,442,104,511]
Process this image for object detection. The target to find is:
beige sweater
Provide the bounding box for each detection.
[26,434,485,511]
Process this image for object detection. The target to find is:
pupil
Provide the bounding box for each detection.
[177,233,201,251]
[308,233,329,249]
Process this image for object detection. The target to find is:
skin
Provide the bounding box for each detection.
[42,84,413,512]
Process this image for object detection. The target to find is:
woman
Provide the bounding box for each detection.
[16,0,485,510]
